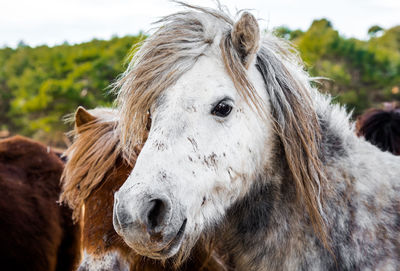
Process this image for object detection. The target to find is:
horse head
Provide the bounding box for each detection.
[113,4,328,263]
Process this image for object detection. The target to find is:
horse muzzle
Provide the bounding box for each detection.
[113,189,187,259]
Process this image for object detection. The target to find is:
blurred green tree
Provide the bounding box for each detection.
[274,19,400,115]
[0,35,145,146]
[368,25,384,38]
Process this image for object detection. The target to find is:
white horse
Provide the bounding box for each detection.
[112,4,400,270]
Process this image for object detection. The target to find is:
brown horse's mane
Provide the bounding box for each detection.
[60,108,135,221]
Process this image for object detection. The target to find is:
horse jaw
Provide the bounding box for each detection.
[114,52,273,259]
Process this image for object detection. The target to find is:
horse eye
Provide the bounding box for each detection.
[211,100,232,117]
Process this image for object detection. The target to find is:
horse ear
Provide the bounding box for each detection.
[75,106,97,128]
[231,12,260,69]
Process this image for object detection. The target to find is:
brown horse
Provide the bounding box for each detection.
[61,107,228,271]
[0,136,80,271]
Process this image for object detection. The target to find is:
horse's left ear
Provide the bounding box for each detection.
[231,12,260,69]
[75,106,97,128]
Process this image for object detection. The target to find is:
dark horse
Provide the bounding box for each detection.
[356,102,400,155]
[0,136,80,271]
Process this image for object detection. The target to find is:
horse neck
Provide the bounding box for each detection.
[82,161,132,257]
[219,123,351,269]
[219,151,305,267]
[220,111,400,270]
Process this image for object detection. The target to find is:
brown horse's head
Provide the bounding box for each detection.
[61,107,133,270]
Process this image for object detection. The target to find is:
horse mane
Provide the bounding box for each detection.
[114,3,329,248]
[60,108,125,221]
[255,41,330,247]
[356,102,400,155]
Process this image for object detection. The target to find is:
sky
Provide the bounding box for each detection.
[1,0,399,48]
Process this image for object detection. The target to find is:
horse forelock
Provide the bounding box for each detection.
[60,109,123,221]
[115,3,333,250]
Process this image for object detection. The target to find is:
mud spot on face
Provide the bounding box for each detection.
[187,137,198,152]
[212,185,224,196]
[158,170,167,181]
[227,167,233,179]
[201,196,206,206]
[203,152,218,169]
[153,140,167,151]
[186,105,197,112]
[208,152,217,166]
[227,167,241,183]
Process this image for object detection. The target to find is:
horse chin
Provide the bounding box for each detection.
[128,234,185,260]
[125,219,188,260]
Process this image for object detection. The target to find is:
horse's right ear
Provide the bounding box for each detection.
[75,106,97,128]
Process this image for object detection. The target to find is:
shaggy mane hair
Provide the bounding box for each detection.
[114,3,330,248]
[60,108,129,221]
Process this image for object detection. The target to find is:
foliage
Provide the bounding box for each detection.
[368,25,383,37]
[0,35,144,146]
[0,20,399,146]
[276,19,400,115]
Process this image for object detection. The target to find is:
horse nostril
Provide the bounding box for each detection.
[146,199,167,235]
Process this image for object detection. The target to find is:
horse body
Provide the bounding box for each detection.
[0,136,80,271]
[61,107,228,270]
[112,4,400,271]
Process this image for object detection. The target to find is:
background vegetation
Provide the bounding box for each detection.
[0,20,399,147]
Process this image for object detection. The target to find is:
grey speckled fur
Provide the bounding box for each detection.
[221,60,400,269]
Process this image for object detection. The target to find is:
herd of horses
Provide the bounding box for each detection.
[1,4,399,271]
